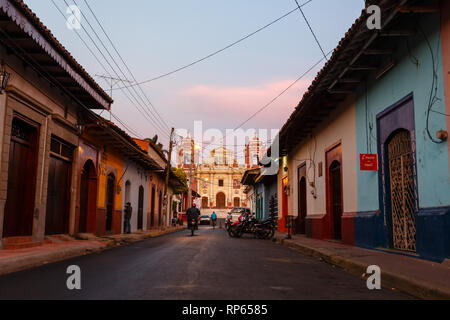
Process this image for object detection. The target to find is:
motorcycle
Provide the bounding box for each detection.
[254,215,277,240]
[227,212,257,238]
[189,218,198,236]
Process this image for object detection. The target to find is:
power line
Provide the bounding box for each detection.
[198,49,332,154]
[52,0,170,140]
[293,0,328,61]
[69,0,170,137]
[114,0,314,90]
[83,0,172,132]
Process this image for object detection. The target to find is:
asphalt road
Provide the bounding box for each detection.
[0,226,413,300]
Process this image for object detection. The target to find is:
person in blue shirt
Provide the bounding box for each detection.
[211,211,217,229]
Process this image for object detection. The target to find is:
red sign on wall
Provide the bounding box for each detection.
[360,154,378,171]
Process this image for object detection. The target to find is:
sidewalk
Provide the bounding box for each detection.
[274,233,450,299]
[0,226,184,277]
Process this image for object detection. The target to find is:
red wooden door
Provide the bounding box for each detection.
[326,142,343,240]
[3,117,38,238]
[280,177,289,232]
[296,164,307,234]
[216,192,226,209]
[105,174,115,232]
[150,187,155,227]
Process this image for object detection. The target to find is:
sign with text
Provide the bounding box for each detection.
[360,154,378,171]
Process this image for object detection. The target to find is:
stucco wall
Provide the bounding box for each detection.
[441,0,450,172]
[356,13,450,211]
[287,95,358,217]
[122,160,149,233]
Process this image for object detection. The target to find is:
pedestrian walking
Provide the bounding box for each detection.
[211,211,217,229]
[124,202,132,234]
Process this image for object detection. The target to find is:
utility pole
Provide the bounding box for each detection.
[163,128,175,228]
[188,144,193,211]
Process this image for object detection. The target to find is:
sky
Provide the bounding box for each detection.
[24,0,364,160]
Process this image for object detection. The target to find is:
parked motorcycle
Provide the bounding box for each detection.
[227,212,257,238]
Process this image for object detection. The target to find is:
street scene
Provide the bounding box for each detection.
[0,0,449,304]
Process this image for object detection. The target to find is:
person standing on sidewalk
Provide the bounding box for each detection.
[124,202,132,234]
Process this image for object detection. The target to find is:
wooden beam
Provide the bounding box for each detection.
[348,65,378,71]
[328,89,354,95]
[363,49,393,55]
[380,30,416,37]
[398,6,439,13]
[339,78,361,84]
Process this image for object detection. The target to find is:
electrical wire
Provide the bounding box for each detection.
[82,0,172,133]
[54,0,171,140]
[68,0,170,137]
[293,0,328,61]
[114,0,314,90]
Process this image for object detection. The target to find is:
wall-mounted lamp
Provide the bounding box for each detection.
[0,61,11,94]
[436,130,448,142]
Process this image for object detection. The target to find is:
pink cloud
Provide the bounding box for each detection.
[174,78,312,128]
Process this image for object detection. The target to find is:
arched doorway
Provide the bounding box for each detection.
[216,192,226,209]
[233,197,240,207]
[329,161,342,240]
[296,164,307,234]
[138,186,144,230]
[201,197,209,209]
[386,129,416,252]
[105,173,115,233]
[79,160,97,233]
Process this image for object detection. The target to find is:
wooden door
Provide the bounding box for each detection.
[150,187,155,227]
[158,191,162,226]
[216,192,226,209]
[45,156,71,235]
[330,161,343,240]
[296,164,307,234]
[79,160,97,233]
[105,174,115,232]
[233,197,240,207]
[280,177,289,231]
[3,117,38,238]
[201,197,208,208]
[138,186,144,230]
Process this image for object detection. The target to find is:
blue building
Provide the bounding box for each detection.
[352,3,450,261]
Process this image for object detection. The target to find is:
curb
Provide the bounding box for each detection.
[0,228,183,277]
[274,237,450,300]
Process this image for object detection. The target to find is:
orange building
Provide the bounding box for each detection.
[76,118,161,236]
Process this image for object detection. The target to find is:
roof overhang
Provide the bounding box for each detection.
[277,0,434,156]
[0,0,112,110]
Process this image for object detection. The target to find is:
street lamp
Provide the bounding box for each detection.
[0,61,11,94]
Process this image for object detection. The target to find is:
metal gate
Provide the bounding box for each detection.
[387,130,416,252]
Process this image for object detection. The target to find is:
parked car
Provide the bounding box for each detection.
[199,215,211,225]
[227,207,250,223]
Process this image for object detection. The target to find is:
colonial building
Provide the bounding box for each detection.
[177,135,267,212]
[273,0,450,262]
[0,0,112,248]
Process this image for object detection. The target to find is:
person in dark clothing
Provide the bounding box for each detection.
[186,203,200,231]
[124,202,132,234]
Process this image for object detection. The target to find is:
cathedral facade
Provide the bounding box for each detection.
[177,135,266,210]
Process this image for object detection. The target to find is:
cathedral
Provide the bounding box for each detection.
[177,135,266,210]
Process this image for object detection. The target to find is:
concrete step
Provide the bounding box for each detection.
[4,237,43,250]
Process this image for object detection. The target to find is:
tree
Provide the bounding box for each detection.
[145,135,168,155]
[170,167,188,194]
